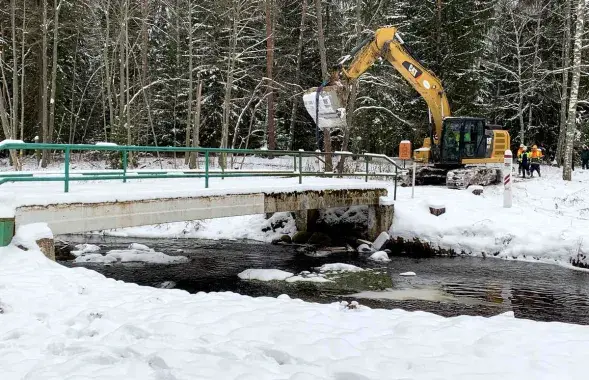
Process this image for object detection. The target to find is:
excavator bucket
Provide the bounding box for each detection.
[303,85,348,130]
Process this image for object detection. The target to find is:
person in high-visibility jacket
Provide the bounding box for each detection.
[519,147,531,178]
[530,145,543,177]
[517,144,525,175]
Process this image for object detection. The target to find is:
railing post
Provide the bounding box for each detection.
[122,150,128,183]
[298,152,303,184]
[394,166,398,201]
[293,154,297,172]
[64,147,71,193]
[221,154,225,180]
[205,151,210,188]
[34,136,41,166]
[365,156,369,182]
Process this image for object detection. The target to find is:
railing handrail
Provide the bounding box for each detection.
[0,141,404,199]
[0,141,405,171]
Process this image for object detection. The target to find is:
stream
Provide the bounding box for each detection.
[60,235,589,325]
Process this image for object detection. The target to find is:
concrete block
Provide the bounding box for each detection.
[367,204,394,241]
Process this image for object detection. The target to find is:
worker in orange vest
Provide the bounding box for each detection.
[530,145,543,177]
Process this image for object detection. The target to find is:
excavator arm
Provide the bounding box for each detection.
[304,27,450,149]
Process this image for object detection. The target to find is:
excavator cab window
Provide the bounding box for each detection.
[463,119,485,159]
[441,119,462,164]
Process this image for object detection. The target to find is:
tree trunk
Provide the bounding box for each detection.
[185,0,194,163]
[140,0,150,145]
[221,1,240,169]
[265,0,276,150]
[563,0,584,181]
[337,0,361,174]
[40,0,49,167]
[68,31,79,144]
[103,0,114,139]
[315,0,328,80]
[315,0,332,171]
[118,1,126,143]
[124,0,131,148]
[20,0,26,151]
[557,0,572,166]
[46,0,61,160]
[11,0,19,144]
[288,0,307,150]
[189,80,202,169]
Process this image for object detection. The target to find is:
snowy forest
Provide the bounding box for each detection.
[0,0,587,167]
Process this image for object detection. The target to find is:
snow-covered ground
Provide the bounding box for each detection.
[391,165,589,268]
[2,238,589,379]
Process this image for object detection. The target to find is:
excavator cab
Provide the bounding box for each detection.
[440,117,509,165]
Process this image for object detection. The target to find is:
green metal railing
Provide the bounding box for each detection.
[0,142,404,200]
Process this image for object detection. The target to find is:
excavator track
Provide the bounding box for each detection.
[446,167,502,189]
[401,165,502,189]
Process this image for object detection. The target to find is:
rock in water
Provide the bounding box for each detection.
[372,232,390,251]
[369,251,391,262]
[292,231,312,244]
[157,281,177,289]
[357,244,373,253]
[308,232,332,247]
[399,272,416,277]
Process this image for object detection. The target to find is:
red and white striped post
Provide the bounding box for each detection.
[504,150,513,208]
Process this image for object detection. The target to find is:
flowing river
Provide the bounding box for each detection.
[60,235,589,325]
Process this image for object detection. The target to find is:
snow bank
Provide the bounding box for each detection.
[98,213,296,243]
[1,244,589,379]
[317,263,364,273]
[390,166,589,268]
[74,244,189,264]
[11,223,53,250]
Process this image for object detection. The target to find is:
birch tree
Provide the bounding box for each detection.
[315,0,332,171]
[556,0,572,166]
[563,0,585,181]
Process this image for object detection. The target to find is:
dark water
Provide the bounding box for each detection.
[61,235,589,325]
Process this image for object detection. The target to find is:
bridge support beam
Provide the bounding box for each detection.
[368,203,394,241]
[294,209,319,233]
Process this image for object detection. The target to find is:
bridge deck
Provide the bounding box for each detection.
[0,176,393,239]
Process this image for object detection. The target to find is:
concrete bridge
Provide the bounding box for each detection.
[0,178,394,258]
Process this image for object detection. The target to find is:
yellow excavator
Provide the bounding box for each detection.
[303,27,511,188]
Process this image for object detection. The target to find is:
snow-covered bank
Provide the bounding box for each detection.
[2,241,589,379]
[96,212,296,243]
[391,166,589,268]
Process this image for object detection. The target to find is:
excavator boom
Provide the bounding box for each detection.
[304,27,451,144]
